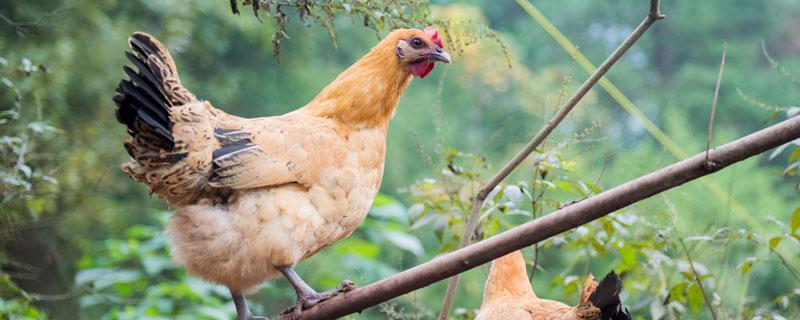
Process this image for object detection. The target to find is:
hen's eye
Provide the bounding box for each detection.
[411,38,424,48]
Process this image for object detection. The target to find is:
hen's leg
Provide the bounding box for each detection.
[279,267,356,316]
[231,290,268,320]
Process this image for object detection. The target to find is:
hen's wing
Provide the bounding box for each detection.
[207,114,346,189]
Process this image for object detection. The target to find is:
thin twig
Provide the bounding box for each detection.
[529,159,545,282]
[677,237,719,320]
[747,238,800,285]
[0,5,73,36]
[276,114,800,320]
[705,42,727,169]
[0,218,60,235]
[562,156,610,208]
[29,287,84,302]
[436,1,665,318]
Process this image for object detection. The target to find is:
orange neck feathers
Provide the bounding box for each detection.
[305,30,413,129]
[482,251,537,306]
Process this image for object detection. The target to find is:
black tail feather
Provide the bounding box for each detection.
[118,79,168,126]
[122,66,169,118]
[124,52,168,100]
[588,272,631,320]
[114,33,177,150]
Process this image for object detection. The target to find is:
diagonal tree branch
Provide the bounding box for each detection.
[437,1,665,318]
[277,113,800,320]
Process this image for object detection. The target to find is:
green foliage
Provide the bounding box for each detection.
[407,112,800,319]
[407,116,604,250]
[76,215,233,319]
[229,0,512,65]
[0,55,61,320]
[231,0,435,61]
[734,53,800,319]
[0,56,61,221]
[0,274,45,319]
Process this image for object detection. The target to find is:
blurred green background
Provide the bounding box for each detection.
[2,1,799,319]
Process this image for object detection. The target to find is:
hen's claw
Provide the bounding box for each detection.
[282,279,357,317]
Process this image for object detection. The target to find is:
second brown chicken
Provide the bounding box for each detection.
[475,251,631,320]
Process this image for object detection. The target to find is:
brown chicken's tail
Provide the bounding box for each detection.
[114,32,195,151]
[587,271,631,320]
[113,32,214,204]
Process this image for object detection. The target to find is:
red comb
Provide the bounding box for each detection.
[424,27,443,48]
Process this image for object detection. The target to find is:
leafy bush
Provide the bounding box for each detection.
[76,215,233,320]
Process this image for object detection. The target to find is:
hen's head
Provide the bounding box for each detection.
[392,27,451,79]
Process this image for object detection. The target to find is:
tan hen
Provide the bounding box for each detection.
[113,28,450,319]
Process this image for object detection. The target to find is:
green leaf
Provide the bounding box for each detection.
[75,268,116,287]
[669,282,688,303]
[687,283,704,312]
[561,275,579,297]
[618,245,637,272]
[142,256,174,276]
[79,269,142,290]
[649,300,666,320]
[433,216,447,242]
[371,193,396,207]
[768,236,782,249]
[333,238,380,259]
[410,212,438,230]
[789,148,800,162]
[589,238,605,254]
[383,230,425,256]
[407,203,425,220]
[602,219,615,237]
[194,306,230,320]
[783,161,800,175]
[776,295,790,310]
[504,185,523,203]
[554,180,577,194]
[369,194,407,222]
[791,207,800,233]
[739,257,757,275]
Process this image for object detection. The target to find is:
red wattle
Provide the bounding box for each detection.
[410,61,434,78]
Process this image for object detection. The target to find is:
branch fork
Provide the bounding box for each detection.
[438,1,665,318]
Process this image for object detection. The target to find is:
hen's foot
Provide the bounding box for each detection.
[279,266,356,317]
[282,279,356,317]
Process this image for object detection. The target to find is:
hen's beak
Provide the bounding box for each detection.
[429,48,451,64]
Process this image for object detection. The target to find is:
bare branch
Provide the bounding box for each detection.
[437,1,665,317]
[275,102,800,320]
[705,42,727,169]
